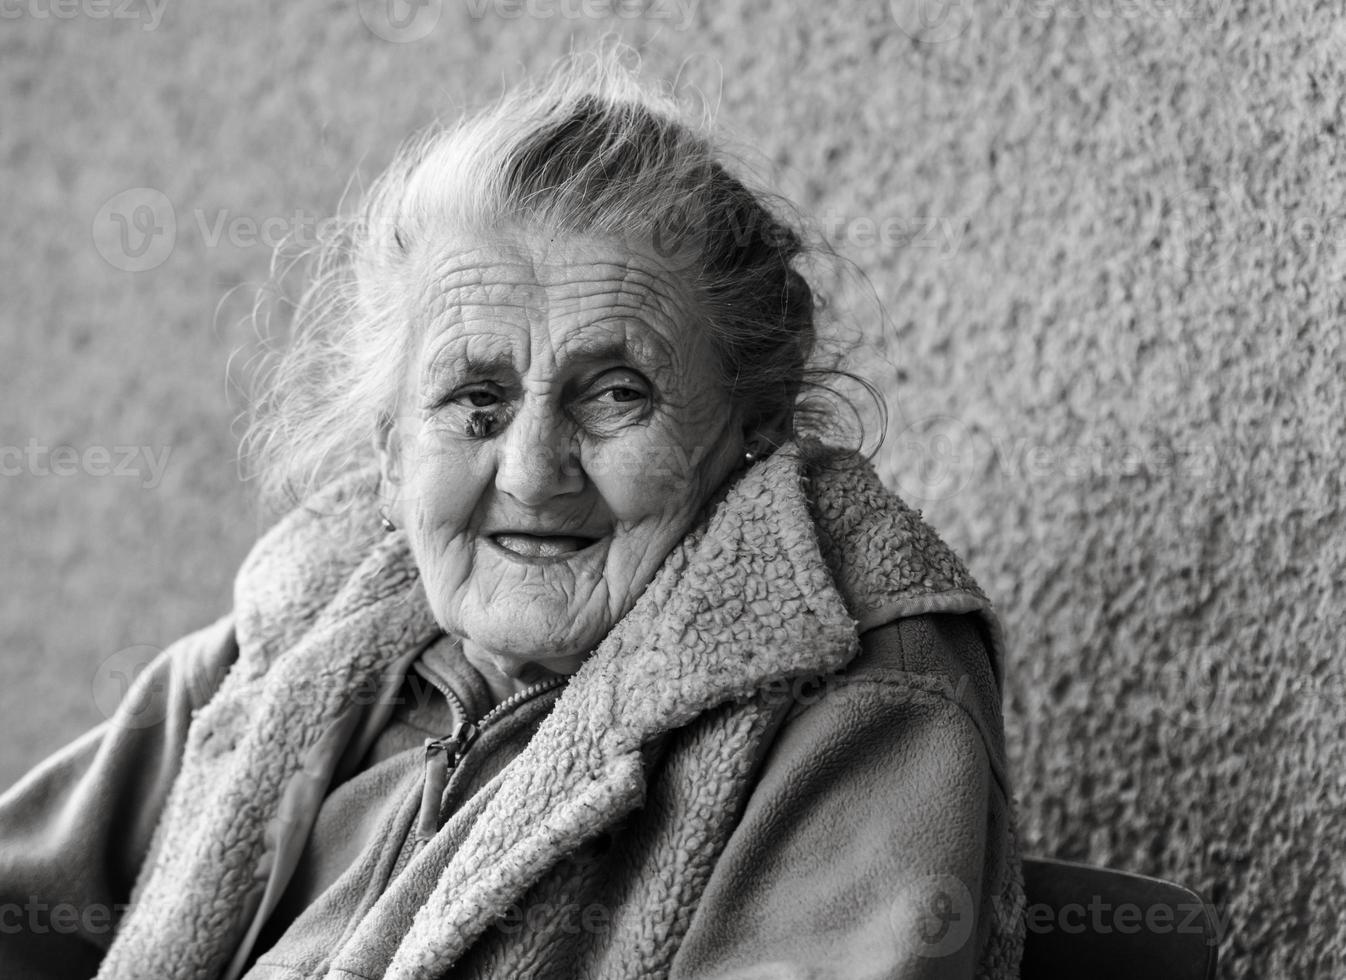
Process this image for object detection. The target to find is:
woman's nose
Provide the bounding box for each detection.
[493,398,583,505]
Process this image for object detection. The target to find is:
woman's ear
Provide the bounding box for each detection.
[373,412,406,494]
[371,413,413,532]
[743,408,789,455]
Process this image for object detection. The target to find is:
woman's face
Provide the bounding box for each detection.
[380,231,745,679]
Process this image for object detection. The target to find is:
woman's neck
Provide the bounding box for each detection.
[460,639,584,708]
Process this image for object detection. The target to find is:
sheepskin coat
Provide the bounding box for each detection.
[0,443,1024,979]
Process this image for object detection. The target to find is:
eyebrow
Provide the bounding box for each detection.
[448,349,519,378]
[555,317,677,369]
[422,322,521,371]
[555,334,641,364]
[421,317,676,382]
[439,335,646,369]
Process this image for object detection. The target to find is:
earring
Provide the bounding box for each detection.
[379,507,396,533]
[743,438,766,465]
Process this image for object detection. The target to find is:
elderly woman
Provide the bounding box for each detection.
[0,56,1022,980]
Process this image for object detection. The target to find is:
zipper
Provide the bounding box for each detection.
[414,722,476,844]
[412,675,568,845]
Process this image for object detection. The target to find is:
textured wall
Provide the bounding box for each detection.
[2,2,1339,976]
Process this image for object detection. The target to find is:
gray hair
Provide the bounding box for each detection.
[242,48,871,513]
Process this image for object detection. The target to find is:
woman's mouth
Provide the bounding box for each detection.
[489,533,601,561]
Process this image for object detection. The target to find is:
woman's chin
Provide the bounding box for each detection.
[449,607,608,676]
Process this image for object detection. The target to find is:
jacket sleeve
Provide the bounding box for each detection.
[0,615,238,979]
[670,612,1016,980]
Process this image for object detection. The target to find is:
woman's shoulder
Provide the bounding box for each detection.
[798,445,1008,687]
[774,610,1013,804]
[854,614,1007,760]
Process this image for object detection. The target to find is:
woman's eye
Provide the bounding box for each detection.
[447,387,500,408]
[570,372,650,432]
[590,372,649,406]
[604,385,645,403]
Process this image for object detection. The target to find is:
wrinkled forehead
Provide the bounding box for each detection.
[408,231,702,368]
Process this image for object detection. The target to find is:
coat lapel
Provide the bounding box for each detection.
[99,520,442,980]
[375,445,863,978]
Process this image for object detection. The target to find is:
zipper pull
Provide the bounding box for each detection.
[415,721,476,844]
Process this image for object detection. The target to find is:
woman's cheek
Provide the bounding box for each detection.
[585,438,676,519]
[597,420,719,506]
[404,439,480,536]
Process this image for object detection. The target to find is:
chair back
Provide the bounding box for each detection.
[1019,857,1220,980]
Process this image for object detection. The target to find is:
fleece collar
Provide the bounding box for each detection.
[99,442,999,980]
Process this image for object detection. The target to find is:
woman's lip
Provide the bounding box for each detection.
[487,533,603,562]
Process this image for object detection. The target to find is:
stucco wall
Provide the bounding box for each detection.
[2,2,1339,976]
